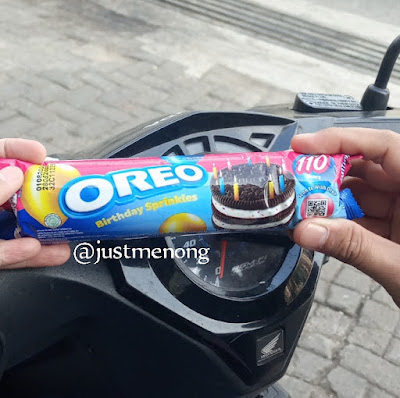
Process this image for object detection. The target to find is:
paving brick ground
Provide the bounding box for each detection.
[0,1,399,397]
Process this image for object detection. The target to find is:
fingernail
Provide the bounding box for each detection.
[300,222,329,250]
[0,167,22,182]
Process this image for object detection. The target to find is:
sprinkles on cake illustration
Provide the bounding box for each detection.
[210,156,296,231]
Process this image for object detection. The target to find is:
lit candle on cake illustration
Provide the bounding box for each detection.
[219,171,225,195]
[212,163,218,180]
[210,158,296,230]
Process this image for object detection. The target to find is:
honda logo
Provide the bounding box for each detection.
[257,330,284,365]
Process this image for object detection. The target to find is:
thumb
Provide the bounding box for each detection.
[293,218,400,306]
[0,166,23,205]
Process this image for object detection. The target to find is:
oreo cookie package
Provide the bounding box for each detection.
[0,151,363,243]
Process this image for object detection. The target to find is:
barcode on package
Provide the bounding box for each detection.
[306,198,328,217]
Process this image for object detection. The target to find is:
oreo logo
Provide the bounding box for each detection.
[59,164,207,219]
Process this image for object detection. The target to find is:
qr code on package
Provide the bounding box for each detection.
[306,198,328,217]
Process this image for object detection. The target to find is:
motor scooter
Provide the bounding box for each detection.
[0,35,399,398]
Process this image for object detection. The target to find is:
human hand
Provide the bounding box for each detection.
[0,138,71,268]
[291,128,400,307]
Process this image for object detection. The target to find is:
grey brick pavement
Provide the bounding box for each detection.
[0,1,399,397]
[284,260,400,398]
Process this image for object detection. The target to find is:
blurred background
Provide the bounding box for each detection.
[0,1,399,397]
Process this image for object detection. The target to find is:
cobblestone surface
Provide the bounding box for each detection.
[0,1,399,397]
[327,366,369,398]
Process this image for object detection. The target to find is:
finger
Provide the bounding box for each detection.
[349,159,400,192]
[354,216,391,239]
[0,166,24,205]
[341,177,396,218]
[0,238,42,267]
[1,243,71,269]
[293,218,400,307]
[291,128,400,180]
[0,138,46,163]
[391,196,400,244]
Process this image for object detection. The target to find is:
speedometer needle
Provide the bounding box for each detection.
[220,240,227,279]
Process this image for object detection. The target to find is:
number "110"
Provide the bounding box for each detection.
[296,155,329,174]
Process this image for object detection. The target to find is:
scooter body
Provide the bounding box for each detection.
[1,34,400,398]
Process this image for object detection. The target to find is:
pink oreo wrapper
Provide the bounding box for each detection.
[0,151,363,243]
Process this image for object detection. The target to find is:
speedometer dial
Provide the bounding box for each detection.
[166,233,294,299]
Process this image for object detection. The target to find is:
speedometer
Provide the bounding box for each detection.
[166,233,294,299]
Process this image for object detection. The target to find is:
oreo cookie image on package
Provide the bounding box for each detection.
[210,162,296,230]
